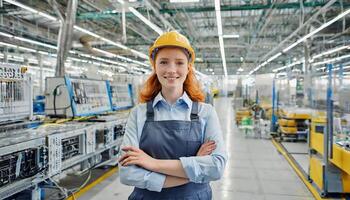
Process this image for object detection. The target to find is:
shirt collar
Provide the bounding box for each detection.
[153,91,192,109]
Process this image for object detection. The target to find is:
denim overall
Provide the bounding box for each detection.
[128,100,212,200]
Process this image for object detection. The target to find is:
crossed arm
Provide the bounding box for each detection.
[119,141,216,188]
[118,105,227,191]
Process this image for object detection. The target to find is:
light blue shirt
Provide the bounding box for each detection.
[119,92,227,192]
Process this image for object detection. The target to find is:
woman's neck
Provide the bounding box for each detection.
[161,88,183,105]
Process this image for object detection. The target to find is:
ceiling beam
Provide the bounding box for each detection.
[77,2,350,20]
[159,2,350,14]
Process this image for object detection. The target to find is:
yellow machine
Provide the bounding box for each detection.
[277,110,311,141]
[309,117,350,196]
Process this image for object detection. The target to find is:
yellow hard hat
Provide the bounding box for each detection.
[149,31,195,67]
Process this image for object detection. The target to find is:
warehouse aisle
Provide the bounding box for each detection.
[79,97,314,200]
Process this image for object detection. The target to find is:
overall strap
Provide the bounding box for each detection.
[190,102,199,121]
[146,100,154,121]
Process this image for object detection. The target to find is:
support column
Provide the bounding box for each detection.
[303,40,312,107]
[55,0,78,76]
[38,54,43,94]
[122,5,127,43]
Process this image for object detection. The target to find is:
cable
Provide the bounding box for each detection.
[52,84,65,116]
[68,169,92,193]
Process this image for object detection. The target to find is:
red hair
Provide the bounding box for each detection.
[139,64,205,103]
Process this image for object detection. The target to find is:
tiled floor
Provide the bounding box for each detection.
[79,97,314,200]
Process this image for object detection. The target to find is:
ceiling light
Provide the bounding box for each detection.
[267,52,282,63]
[74,26,101,39]
[312,45,350,60]
[117,0,125,5]
[4,0,58,21]
[0,42,16,48]
[18,46,37,52]
[283,8,350,53]
[4,0,147,59]
[170,0,200,3]
[215,0,227,77]
[13,36,57,49]
[251,8,350,75]
[128,7,163,35]
[272,59,304,73]
[313,54,350,67]
[222,34,240,39]
[0,32,13,38]
[130,49,148,60]
[238,67,244,72]
[0,31,57,49]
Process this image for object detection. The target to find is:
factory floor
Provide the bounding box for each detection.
[78,97,314,200]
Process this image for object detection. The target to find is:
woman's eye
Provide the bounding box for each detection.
[177,62,184,65]
[160,61,167,65]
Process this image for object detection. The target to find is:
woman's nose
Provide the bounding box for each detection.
[166,62,176,72]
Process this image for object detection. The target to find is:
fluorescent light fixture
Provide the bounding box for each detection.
[130,49,148,59]
[0,32,13,38]
[93,48,116,58]
[13,36,57,49]
[29,65,55,72]
[100,38,128,50]
[74,26,101,39]
[37,11,58,21]
[222,34,240,39]
[18,46,37,52]
[128,7,163,35]
[0,42,16,48]
[38,51,49,55]
[214,0,227,76]
[267,52,282,63]
[4,0,39,13]
[312,45,350,60]
[251,8,350,75]
[272,59,304,73]
[283,8,350,53]
[93,48,148,67]
[117,0,125,5]
[5,0,148,59]
[4,0,58,21]
[170,0,200,3]
[218,37,227,76]
[0,31,57,49]
[238,67,244,72]
[313,54,350,67]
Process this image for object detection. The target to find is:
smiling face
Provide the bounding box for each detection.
[155,47,189,92]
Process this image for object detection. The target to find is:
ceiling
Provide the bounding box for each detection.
[0,0,350,76]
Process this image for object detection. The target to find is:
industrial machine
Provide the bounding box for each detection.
[107,81,134,111]
[277,109,311,141]
[0,73,131,199]
[0,63,33,124]
[45,76,111,118]
[0,129,48,199]
[308,64,350,197]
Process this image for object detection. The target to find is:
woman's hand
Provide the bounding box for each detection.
[118,146,158,171]
[196,140,216,156]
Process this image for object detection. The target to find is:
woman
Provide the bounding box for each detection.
[118,31,227,200]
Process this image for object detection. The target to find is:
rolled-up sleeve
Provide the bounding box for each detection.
[179,104,227,183]
[119,107,166,192]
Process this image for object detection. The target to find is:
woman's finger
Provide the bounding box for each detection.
[120,156,137,166]
[123,159,138,166]
[118,151,139,162]
[118,154,128,162]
